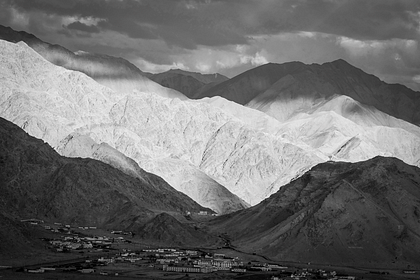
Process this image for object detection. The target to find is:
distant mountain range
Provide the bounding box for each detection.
[196,60,420,127]
[146,69,228,98]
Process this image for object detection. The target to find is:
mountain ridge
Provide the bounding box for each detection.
[147,68,229,98]
[198,59,420,126]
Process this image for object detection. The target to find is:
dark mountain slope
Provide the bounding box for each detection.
[195,62,305,105]
[212,157,420,268]
[149,72,206,98]
[0,117,207,228]
[199,59,420,126]
[134,213,219,247]
[0,213,47,261]
[293,59,420,125]
[148,69,229,98]
[148,69,229,84]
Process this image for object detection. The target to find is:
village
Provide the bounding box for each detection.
[5,220,367,279]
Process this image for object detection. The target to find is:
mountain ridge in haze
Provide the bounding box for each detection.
[0,24,187,100]
[147,68,229,84]
[147,68,229,98]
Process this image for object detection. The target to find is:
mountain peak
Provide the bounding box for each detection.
[330,58,351,65]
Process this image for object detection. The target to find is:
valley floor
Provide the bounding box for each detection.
[1,222,419,280]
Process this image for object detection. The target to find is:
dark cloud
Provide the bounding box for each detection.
[66,21,100,33]
[4,0,247,48]
[0,0,419,91]
[4,0,420,47]
[0,1,13,25]
[97,19,158,40]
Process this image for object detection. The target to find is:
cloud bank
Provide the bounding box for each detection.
[0,0,419,90]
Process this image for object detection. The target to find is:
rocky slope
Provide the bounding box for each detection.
[198,94,420,168]
[0,24,186,100]
[274,101,420,166]
[0,117,208,228]
[66,91,322,206]
[212,156,420,268]
[0,39,324,207]
[141,158,249,214]
[58,132,248,214]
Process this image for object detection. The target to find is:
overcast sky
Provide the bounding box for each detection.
[1,0,420,91]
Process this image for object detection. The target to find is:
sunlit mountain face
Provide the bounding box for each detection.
[1,9,420,275]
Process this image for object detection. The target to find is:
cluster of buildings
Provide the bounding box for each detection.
[40,223,130,252]
[144,248,290,274]
[277,268,357,280]
[97,249,143,264]
[48,235,114,252]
